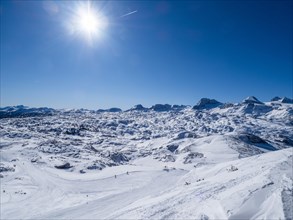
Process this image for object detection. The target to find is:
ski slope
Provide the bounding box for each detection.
[0,97,292,219]
[1,148,292,219]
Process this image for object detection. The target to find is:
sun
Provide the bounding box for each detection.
[69,2,108,45]
[78,9,98,34]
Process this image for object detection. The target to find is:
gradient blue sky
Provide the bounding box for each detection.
[1,0,292,109]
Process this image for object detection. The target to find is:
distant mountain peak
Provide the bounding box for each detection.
[281,97,293,104]
[0,105,55,118]
[271,96,282,102]
[242,96,263,104]
[127,104,148,111]
[271,96,292,104]
[151,104,172,112]
[193,98,222,110]
[97,108,122,113]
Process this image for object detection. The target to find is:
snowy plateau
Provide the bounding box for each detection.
[0,96,292,219]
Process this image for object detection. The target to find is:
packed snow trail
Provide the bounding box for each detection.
[1,149,292,219]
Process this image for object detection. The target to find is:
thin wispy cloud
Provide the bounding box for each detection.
[120,10,138,18]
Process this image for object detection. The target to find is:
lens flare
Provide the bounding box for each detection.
[67,1,108,45]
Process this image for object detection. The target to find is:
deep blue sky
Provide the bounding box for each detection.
[1,0,292,109]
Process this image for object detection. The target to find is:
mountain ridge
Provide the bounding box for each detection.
[1,95,292,219]
[1,96,292,118]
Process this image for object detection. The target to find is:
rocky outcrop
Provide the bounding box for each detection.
[54,162,72,169]
[281,97,293,104]
[166,144,179,153]
[151,104,172,112]
[183,152,204,164]
[193,98,222,110]
[97,108,122,113]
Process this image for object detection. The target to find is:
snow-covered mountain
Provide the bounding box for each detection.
[0,105,56,118]
[0,96,292,219]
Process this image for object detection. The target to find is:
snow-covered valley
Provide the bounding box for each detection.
[0,96,292,219]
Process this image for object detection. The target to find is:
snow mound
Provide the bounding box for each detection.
[240,103,273,115]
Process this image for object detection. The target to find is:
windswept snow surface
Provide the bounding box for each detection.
[0,98,292,219]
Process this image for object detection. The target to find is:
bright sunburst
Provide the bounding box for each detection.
[78,9,99,34]
[68,1,108,45]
